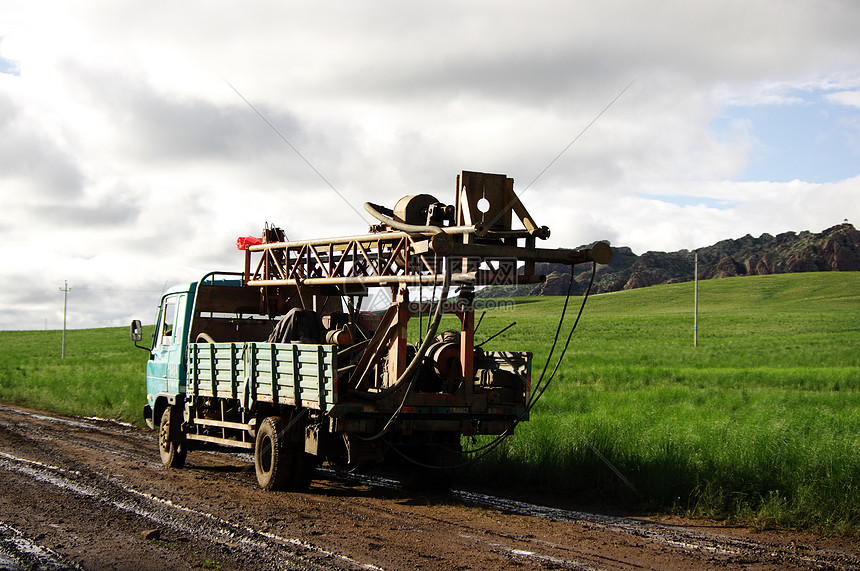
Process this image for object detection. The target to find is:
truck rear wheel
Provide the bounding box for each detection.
[158,406,186,468]
[255,416,290,490]
[255,415,316,491]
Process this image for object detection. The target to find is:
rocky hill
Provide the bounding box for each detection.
[476,222,860,298]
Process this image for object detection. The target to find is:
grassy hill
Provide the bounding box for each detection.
[1,272,858,533]
[477,221,860,296]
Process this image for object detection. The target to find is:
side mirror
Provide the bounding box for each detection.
[130,320,151,354]
[130,320,142,342]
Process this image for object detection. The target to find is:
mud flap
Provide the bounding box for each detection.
[169,403,185,442]
[304,424,320,455]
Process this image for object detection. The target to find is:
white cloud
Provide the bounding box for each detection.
[569,177,860,254]
[827,90,860,109]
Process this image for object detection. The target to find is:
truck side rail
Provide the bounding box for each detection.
[188,342,338,412]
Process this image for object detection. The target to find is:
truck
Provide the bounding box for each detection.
[131,170,612,490]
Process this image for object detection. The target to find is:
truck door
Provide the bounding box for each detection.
[146,293,188,398]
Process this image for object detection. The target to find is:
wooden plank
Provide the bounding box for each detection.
[297,380,328,391]
[214,347,233,359]
[191,344,200,396]
[269,344,278,402]
[209,343,217,396]
[250,344,258,405]
[230,343,238,400]
[292,344,301,405]
[273,361,334,377]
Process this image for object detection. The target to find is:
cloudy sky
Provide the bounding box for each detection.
[1,1,859,331]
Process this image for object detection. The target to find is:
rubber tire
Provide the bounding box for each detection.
[255,416,290,490]
[158,406,187,468]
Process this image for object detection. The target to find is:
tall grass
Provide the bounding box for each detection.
[467,272,860,534]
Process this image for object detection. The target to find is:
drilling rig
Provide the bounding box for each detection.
[132,170,612,490]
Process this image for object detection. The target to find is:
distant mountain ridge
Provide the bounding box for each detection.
[476,222,860,297]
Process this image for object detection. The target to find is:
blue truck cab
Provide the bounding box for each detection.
[141,281,196,429]
[135,273,256,431]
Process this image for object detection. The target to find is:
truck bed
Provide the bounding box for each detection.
[188,342,338,411]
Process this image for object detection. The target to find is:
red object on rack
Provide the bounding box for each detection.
[236,236,264,250]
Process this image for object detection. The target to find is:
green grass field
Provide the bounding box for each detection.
[466,271,860,534]
[1,271,858,533]
[0,325,152,424]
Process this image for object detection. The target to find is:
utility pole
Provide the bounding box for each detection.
[60,281,69,358]
[694,252,699,347]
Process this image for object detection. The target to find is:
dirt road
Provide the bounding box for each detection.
[0,404,857,570]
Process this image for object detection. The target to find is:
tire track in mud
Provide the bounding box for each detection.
[451,491,860,569]
[0,408,648,569]
[1,405,859,570]
[0,451,380,571]
[0,407,634,569]
[316,466,860,570]
[0,448,615,571]
[0,407,381,570]
[0,521,83,571]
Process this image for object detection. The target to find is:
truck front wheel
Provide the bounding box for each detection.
[255,416,289,490]
[158,406,187,468]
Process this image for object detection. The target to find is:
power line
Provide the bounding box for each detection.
[522,78,636,194]
[484,79,637,231]
[222,77,369,225]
